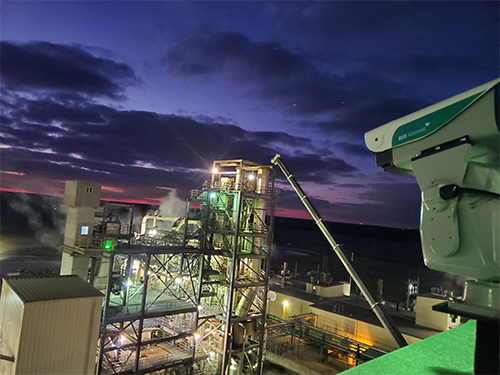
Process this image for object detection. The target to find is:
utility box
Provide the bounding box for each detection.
[415,294,461,331]
[0,275,104,375]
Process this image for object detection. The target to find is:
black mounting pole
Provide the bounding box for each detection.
[475,319,500,374]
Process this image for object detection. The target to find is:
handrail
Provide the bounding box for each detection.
[271,154,408,349]
[193,181,281,197]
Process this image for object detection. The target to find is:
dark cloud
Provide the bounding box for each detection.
[388,54,486,78]
[246,131,310,148]
[336,142,372,158]
[164,31,439,139]
[277,180,421,229]
[280,2,499,100]
[167,32,301,79]
[0,41,138,98]
[190,114,237,125]
[0,115,14,125]
[273,153,357,184]
[359,182,421,206]
[301,94,430,138]
[283,2,498,59]
[165,31,356,115]
[14,96,111,125]
[1,93,357,191]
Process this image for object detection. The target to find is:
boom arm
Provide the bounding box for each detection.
[271,154,408,349]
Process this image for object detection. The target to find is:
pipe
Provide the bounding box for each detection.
[271,154,408,349]
[140,214,179,234]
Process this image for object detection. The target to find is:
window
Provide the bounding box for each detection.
[85,186,93,193]
[81,225,89,235]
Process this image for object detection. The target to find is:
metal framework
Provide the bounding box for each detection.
[63,201,136,255]
[190,160,280,375]
[64,161,279,374]
[266,314,387,366]
[98,245,203,374]
[61,189,206,374]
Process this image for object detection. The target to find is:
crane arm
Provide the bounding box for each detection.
[271,154,408,349]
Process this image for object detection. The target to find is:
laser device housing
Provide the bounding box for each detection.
[365,78,500,318]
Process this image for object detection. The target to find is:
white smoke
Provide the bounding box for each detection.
[158,189,186,218]
[6,193,65,256]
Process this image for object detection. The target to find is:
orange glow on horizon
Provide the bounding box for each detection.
[0,187,62,196]
[1,171,25,176]
[1,187,160,206]
[102,186,124,193]
[101,197,161,205]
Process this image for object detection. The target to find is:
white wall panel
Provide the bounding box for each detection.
[14,296,102,374]
[0,283,25,375]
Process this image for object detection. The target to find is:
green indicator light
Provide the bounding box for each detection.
[103,240,114,251]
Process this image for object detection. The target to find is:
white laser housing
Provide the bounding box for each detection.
[365,79,500,317]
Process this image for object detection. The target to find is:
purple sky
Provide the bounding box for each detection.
[1,1,498,228]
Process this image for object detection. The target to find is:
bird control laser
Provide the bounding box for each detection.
[365,78,500,374]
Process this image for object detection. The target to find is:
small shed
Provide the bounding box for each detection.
[0,275,103,375]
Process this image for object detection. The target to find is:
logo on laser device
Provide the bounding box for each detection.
[398,125,427,142]
[391,91,483,148]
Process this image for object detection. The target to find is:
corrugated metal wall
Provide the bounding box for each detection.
[0,283,25,375]
[15,296,102,375]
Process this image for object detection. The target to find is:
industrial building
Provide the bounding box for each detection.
[14,159,279,375]
[0,275,103,375]
[0,157,480,375]
[0,167,462,375]
[0,78,498,375]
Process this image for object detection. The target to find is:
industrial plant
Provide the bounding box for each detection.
[2,160,281,375]
[1,78,499,375]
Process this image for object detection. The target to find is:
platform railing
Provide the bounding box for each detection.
[192,181,281,198]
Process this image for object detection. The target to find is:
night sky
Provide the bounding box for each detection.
[1,1,498,229]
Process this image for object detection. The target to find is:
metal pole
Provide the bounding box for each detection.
[475,319,500,374]
[271,154,408,349]
[258,184,277,375]
[222,191,243,373]
[135,251,151,373]
[98,251,116,374]
[191,199,204,373]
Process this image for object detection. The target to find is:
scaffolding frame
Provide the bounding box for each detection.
[191,160,280,375]
[64,161,279,375]
[97,245,203,374]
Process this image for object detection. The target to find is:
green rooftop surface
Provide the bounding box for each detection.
[342,320,475,375]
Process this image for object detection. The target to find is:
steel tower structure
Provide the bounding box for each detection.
[98,245,203,374]
[190,160,279,375]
